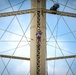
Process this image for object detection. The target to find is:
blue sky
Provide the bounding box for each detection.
[0,0,76,75]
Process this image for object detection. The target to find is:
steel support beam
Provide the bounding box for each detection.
[0,54,76,60]
[47,55,76,60]
[0,9,34,17]
[0,54,30,60]
[0,9,76,18]
[43,9,76,17]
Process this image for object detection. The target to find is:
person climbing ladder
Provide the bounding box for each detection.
[36,28,42,44]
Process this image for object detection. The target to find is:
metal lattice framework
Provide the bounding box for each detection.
[0,0,76,75]
[0,8,76,74]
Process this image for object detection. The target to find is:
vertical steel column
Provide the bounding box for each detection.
[30,0,46,75]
